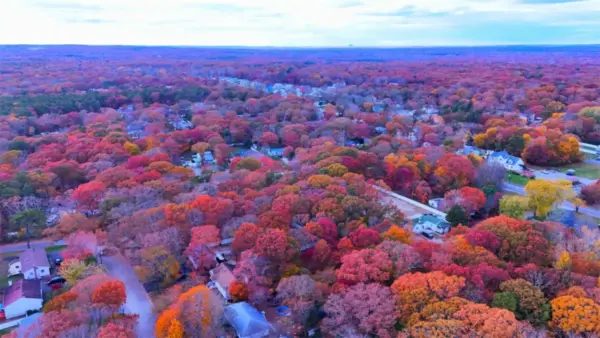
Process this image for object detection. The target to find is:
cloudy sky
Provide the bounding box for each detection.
[1,0,599,46]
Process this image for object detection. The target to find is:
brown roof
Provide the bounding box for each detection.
[210,264,236,291]
[3,279,42,306]
[19,249,50,272]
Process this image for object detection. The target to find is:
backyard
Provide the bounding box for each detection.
[506,172,531,186]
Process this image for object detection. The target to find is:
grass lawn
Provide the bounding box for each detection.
[0,274,23,289]
[528,162,600,180]
[556,163,600,180]
[45,245,67,253]
[506,172,531,186]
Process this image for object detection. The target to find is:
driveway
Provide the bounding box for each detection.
[102,253,156,337]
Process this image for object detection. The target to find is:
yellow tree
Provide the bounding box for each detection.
[123,141,140,155]
[555,251,572,271]
[550,296,600,335]
[525,179,574,218]
[166,319,184,338]
[499,196,530,219]
[381,225,412,244]
[155,285,223,338]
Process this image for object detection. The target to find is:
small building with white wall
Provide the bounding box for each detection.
[2,279,43,319]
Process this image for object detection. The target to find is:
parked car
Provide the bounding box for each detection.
[47,276,66,286]
[420,232,433,239]
[521,170,536,179]
[566,169,576,176]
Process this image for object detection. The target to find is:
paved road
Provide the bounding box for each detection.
[102,254,156,337]
[533,170,595,186]
[0,240,65,254]
[503,182,600,219]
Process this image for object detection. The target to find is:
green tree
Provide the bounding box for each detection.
[446,205,468,227]
[492,292,518,313]
[506,135,525,156]
[10,209,47,248]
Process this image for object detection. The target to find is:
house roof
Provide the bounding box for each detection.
[210,264,236,291]
[3,279,42,306]
[416,214,449,228]
[224,302,272,337]
[488,151,522,166]
[19,249,50,272]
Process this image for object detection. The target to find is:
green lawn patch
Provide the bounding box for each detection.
[45,245,67,253]
[506,172,531,186]
[556,164,600,180]
[0,274,23,289]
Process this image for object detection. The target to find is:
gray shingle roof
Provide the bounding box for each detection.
[224,302,271,338]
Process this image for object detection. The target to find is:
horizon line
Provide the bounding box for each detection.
[2,43,600,49]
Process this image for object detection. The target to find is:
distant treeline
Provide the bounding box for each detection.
[0,85,211,116]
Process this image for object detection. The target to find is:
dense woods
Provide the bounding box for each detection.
[2,46,600,337]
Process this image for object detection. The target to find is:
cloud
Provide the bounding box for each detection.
[181,3,254,11]
[336,1,363,8]
[65,18,116,24]
[520,0,584,3]
[28,1,101,10]
[0,0,600,46]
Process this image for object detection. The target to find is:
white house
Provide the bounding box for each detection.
[487,151,525,173]
[7,260,21,277]
[413,214,451,237]
[2,279,43,319]
[19,249,50,280]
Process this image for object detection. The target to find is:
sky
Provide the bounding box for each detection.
[1,0,600,46]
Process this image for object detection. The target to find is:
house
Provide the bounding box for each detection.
[266,147,285,158]
[457,146,488,157]
[487,151,525,173]
[8,260,21,277]
[2,279,43,319]
[427,198,445,210]
[224,302,272,338]
[202,151,216,165]
[209,264,236,301]
[412,214,450,236]
[18,249,50,280]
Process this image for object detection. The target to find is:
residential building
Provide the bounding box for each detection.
[487,151,526,173]
[412,214,450,236]
[19,249,50,280]
[209,264,236,301]
[266,147,285,158]
[457,146,489,157]
[2,279,43,319]
[427,198,446,211]
[224,302,272,338]
[8,260,21,277]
